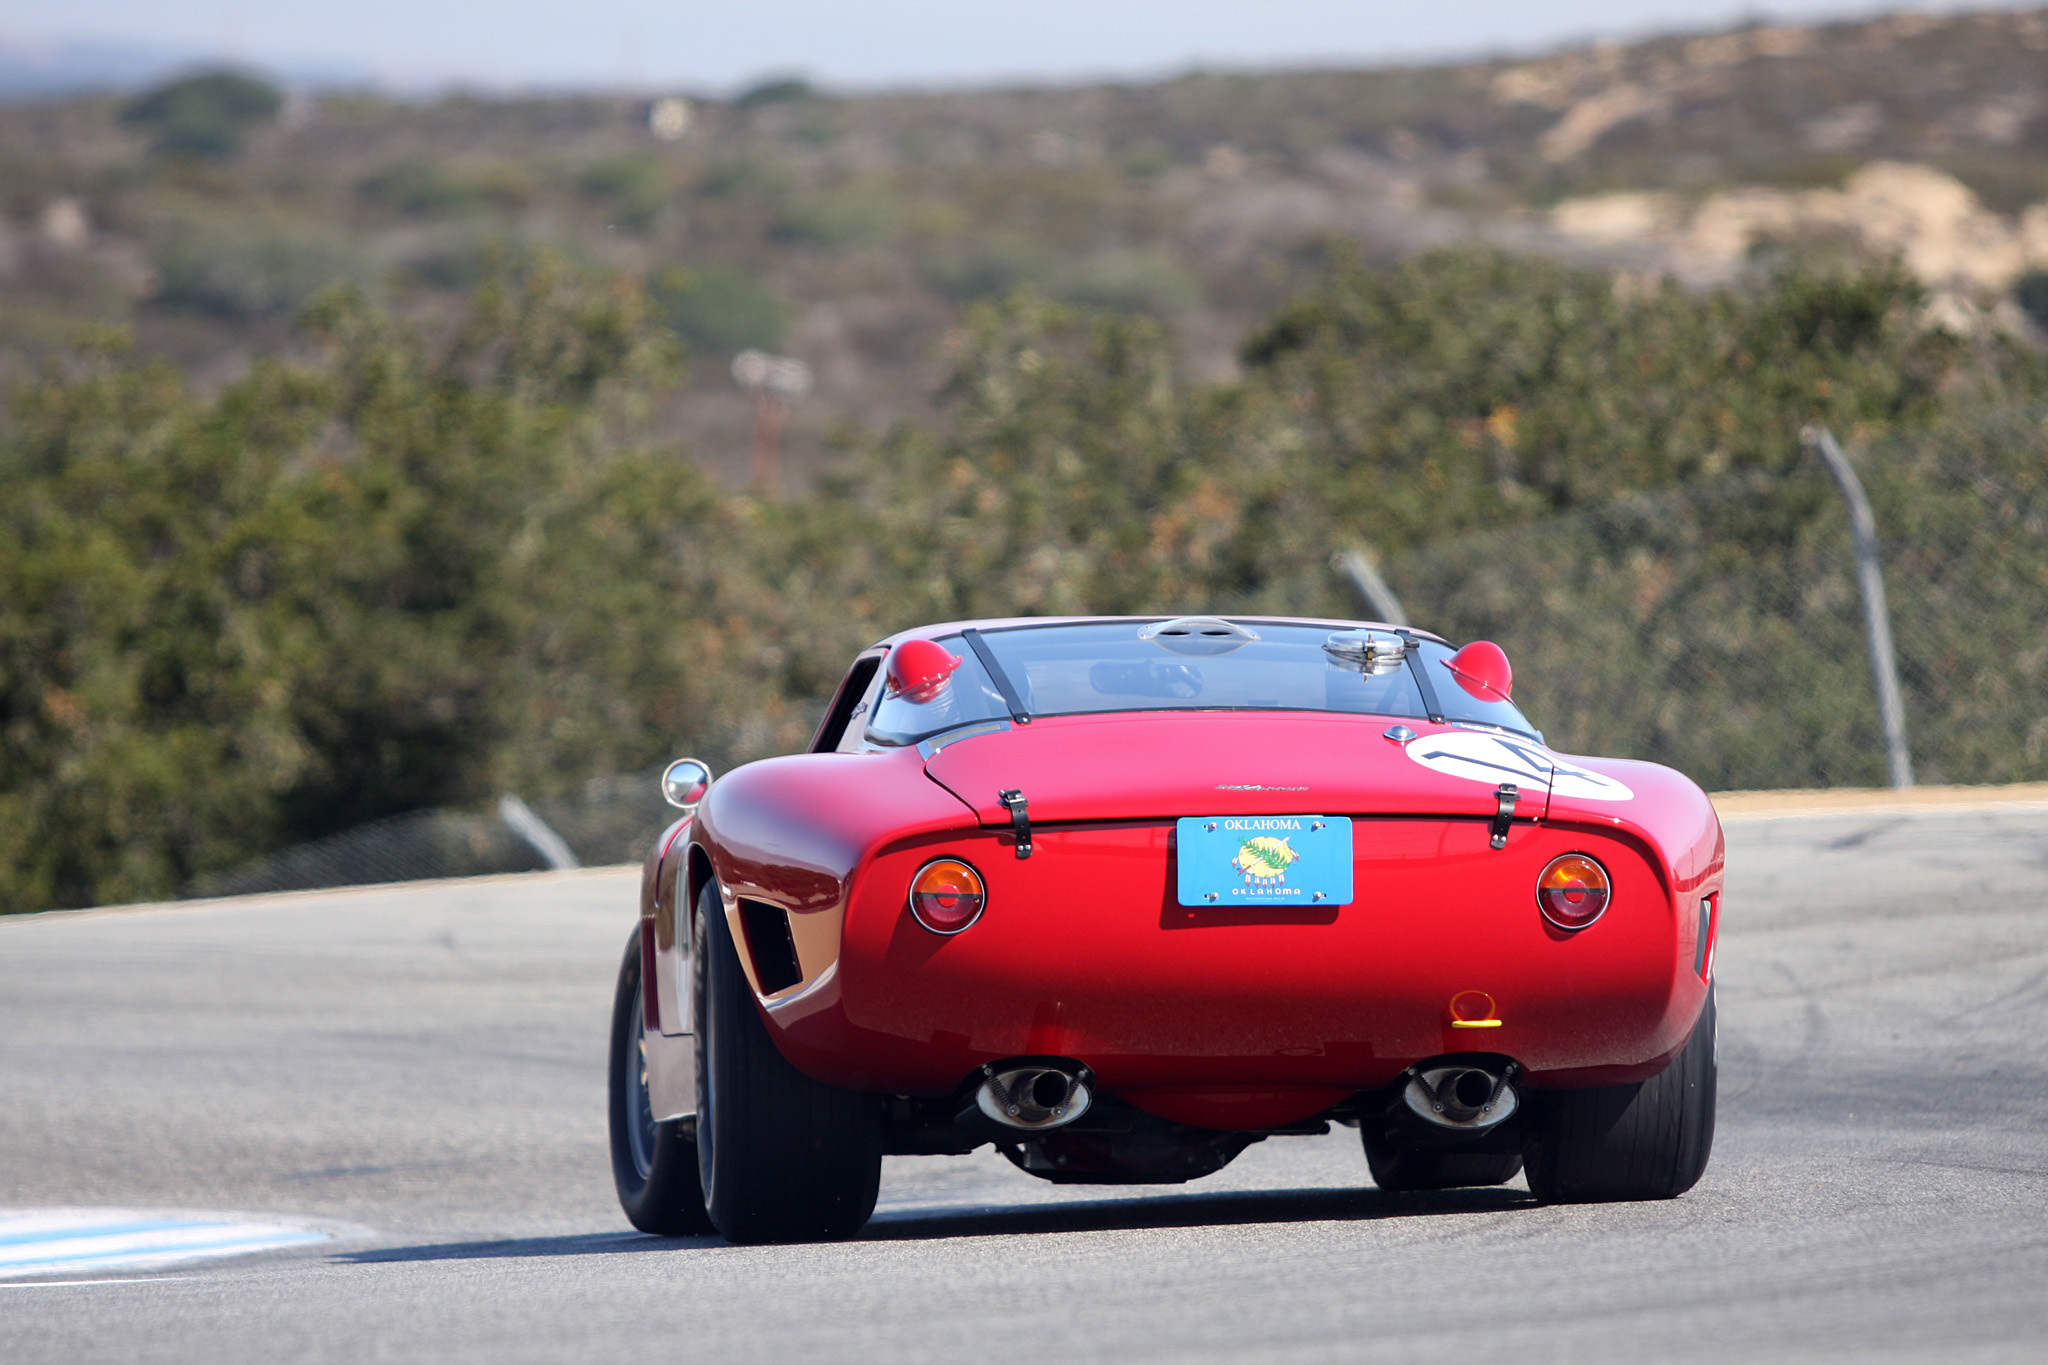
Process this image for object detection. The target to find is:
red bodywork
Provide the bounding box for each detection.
[646,619,1724,1134]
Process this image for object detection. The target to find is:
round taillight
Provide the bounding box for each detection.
[909,858,985,935]
[1537,853,1610,930]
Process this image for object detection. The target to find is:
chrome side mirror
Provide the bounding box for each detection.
[661,757,714,813]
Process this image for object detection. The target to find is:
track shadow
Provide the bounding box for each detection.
[863,1184,1533,1241]
[341,1231,720,1263]
[339,1186,1533,1263]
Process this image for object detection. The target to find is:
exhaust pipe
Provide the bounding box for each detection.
[1403,1061,1519,1131]
[974,1061,1094,1131]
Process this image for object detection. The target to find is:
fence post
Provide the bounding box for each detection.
[1333,548,1409,627]
[1804,425,1913,789]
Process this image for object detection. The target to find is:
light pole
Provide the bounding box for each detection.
[1332,548,1409,627]
[1804,425,1913,789]
[731,349,812,497]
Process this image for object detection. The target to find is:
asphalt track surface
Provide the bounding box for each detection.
[3,805,2046,1362]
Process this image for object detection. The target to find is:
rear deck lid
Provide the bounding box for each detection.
[920,711,1572,825]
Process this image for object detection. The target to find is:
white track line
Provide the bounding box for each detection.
[0,1212,331,1280]
[0,1277,202,1288]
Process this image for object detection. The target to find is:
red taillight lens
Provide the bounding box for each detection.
[909,858,985,934]
[1537,853,1610,930]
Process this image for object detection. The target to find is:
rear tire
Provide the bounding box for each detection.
[1522,985,1717,1203]
[1362,1134,1523,1192]
[694,878,882,1243]
[607,925,713,1235]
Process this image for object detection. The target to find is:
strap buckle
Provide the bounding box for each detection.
[1490,783,1519,850]
[998,788,1032,860]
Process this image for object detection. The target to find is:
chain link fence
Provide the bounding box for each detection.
[1378,415,2048,791]
[192,770,676,897]
[195,414,2048,897]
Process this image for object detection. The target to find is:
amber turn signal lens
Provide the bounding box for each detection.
[1537,853,1611,930]
[909,858,986,935]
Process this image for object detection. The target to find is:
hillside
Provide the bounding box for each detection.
[13,8,2048,911]
[5,7,2048,485]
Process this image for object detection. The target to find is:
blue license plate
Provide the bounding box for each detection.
[1174,816,1354,908]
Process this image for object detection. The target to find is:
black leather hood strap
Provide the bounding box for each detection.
[1491,783,1519,850]
[998,788,1032,859]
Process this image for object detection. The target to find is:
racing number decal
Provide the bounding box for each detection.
[1404,731,1634,802]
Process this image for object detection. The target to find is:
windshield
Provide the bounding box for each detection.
[866,620,1540,743]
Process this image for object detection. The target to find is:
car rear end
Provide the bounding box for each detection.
[770,708,1722,1136]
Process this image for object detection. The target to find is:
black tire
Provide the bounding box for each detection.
[1522,984,1717,1204]
[694,878,883,1243]
[1362,1133,1524,1192]
[607,924,714,1235]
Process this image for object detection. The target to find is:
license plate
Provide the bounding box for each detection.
[1175,816,1354,907]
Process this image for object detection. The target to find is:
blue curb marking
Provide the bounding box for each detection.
[0,1219,201,1248]
[0,1214,331,1277]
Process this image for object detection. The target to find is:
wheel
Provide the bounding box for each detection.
[607,924,713,1235]
[694,878,883,1243]
[1362,1133,1523,1192]
[1522,984,1717,1203]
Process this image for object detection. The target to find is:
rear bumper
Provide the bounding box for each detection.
[766,817,1715,1100]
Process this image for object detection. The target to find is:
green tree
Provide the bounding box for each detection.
[8,246,2046,914]
[0,260,708,911]
[119,69,283,159]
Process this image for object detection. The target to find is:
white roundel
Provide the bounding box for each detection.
[1403,730,1634,802]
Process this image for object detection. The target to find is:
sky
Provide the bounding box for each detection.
[0,0,2035,92]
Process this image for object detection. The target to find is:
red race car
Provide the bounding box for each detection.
[608,616,1722,1243]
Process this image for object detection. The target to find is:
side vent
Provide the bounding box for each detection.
[1694,896,1716,978]
[737,898,804,994]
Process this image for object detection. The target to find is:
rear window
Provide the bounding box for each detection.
[866,619,1539,743]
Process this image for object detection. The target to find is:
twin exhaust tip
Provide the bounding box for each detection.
[1403,1062,1520,1130]
[970,1058,1516,1136]
[974,1062,1094,1131]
